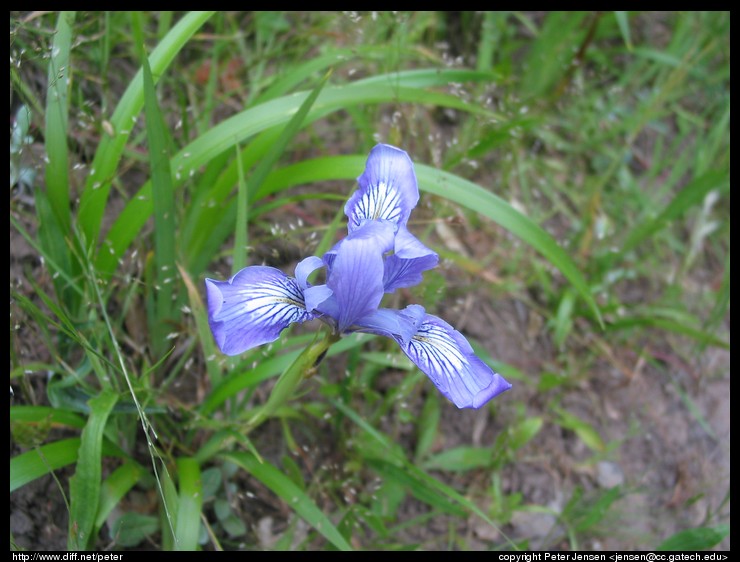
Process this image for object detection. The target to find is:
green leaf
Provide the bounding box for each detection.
[199,333,369,417]
[10,438,80,493]
[366,457,467,516]
[109,512,159,548]
[509,416,544,451]
[95,462,143,530]
[142,50,177,355]
[10,405,85,430]
[618,170,729,259]
[573,486,621,533]
[657,524,729,551]
[68,389,119,550]
[10,438,128,493]
[422,446,494,473]
[173,457,202,551]
[614,11,633,51]
[223,451,353,551]
[78,11,216,248]
[554,408,605,453]
[95,69,500,277]
[521,11,588,98]
[44,11,75,233]
[233,69,331,274]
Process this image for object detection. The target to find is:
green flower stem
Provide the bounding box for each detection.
[246,328,339,431]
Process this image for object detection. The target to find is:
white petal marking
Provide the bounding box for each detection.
[350,181,402,229]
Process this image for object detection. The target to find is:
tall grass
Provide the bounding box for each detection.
[10,11,729,551]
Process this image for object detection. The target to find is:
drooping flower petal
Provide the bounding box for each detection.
[294,255,325,289]
[383,226,439,293]
[325,220,395,333]
[394,313,512,409]
[353,304,425,344]
[206,266,315,356]
[294,256,333,313]
[345,144,419,232]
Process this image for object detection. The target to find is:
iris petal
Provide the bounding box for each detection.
[383,226,439,293]
[295,255,325,289]
[353,304,425,343]
[345,144,419,232]
[394,314,512,409]
[326,221,395,332]
[206,266,314,356]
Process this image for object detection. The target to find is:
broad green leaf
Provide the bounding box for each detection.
[509,417,544,451]
[10,405,85,430]
[10,438,80,493]
[44,11,75,233]
[657,524,729,551]
[10,438,128,493]
[174,457,202,551]
[68,389,119,550]
[95,462,143,530]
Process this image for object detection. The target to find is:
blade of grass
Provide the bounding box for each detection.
[142,51,177,355]
[11,438,80,493]
[223,451,353,551]
[232,144,249,273]
[173,457,202,551]
[233,69,331,274]
[68,389,118,550]
[44,11,75,233]
[77,11,215,248]
[199,333,369,418]
[10,406,85,430]
[657,524,729,551]
[178,263,222,385]
[96,69,501,277]
[608,314,729,350]
[617,169,729,260]
[331,398,518,550]
[95,461,143,531]
[614,11,633,51]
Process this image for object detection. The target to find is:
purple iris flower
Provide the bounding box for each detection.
[205,144,511,409]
